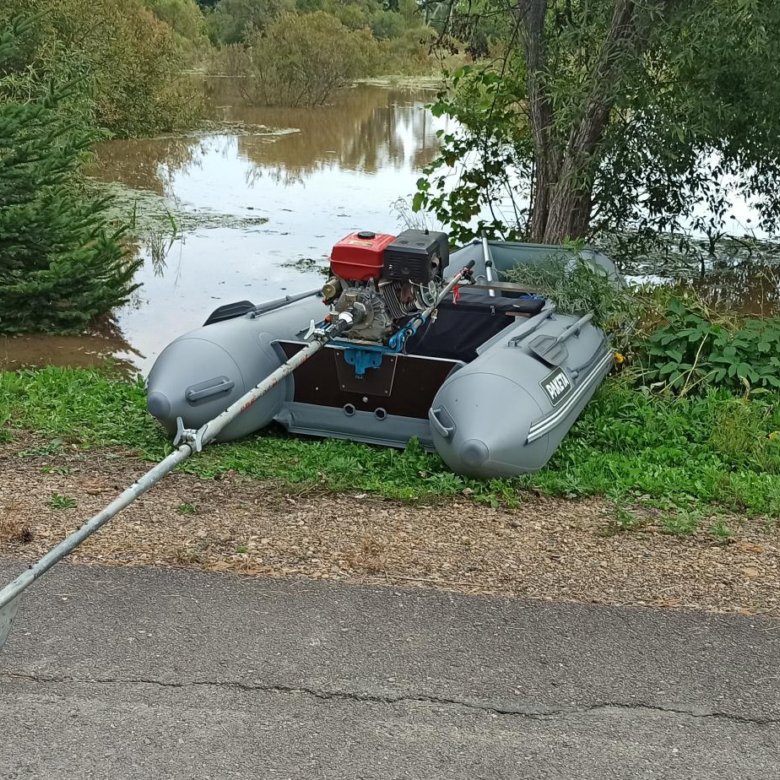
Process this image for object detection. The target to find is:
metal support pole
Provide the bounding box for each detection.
[481,235,496,298]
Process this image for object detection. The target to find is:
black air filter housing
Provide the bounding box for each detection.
[383,229,449,284]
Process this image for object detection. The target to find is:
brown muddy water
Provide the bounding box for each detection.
[1,83,447,375]
[2,81,778,374]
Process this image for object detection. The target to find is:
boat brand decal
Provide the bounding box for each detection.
[527,352,614,443]
[541,368,573,407]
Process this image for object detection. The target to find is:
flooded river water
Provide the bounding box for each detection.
[1,81,778,374]
[1,83,446,374]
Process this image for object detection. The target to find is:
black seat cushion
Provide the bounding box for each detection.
[405,288,545,362]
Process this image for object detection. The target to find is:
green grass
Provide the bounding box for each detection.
[1,367,779,526]
[176,502,198,515]
[49,492,77,510]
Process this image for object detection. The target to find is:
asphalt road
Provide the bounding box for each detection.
[1,559,778,779]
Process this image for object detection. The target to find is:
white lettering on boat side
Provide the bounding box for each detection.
[541,369,572,407]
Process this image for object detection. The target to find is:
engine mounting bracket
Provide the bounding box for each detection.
[343,346,385,378]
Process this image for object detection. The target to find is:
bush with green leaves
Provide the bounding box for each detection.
[0,0,201,137]
[205,0,432,60]
[636,299,780,395]
[502,253,631,331]
[144,0,210,57]
[222,11,381,107]
[0,23,141,334]
[504,253,780,398]
[205,0,295,44]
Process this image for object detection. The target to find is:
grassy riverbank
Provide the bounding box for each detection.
[1,367,778,534]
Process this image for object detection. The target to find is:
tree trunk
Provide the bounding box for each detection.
[520,0,644,243]
[515,1,560,240]
[542,189,592,243]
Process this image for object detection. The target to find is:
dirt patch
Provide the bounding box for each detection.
[1,434,779,616]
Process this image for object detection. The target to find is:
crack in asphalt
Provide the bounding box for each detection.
[2,670,777,726]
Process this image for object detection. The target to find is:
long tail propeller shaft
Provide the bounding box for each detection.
[0,306,365,652]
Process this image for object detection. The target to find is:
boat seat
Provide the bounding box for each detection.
[445,286,545,314]
[406,288,545,363]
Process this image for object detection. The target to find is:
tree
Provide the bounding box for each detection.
[224,11,380,106]
[0,23,141,333]
[417,1,780,245]
[0,0,201,137]
[144,0,209,52]
[206,0,295,43]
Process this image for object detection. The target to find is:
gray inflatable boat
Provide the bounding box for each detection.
[147,235,615,478]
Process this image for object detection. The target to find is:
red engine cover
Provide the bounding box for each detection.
[330,231,396,282]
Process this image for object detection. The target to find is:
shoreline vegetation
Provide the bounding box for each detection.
[0,0,452,331]
[0,364,777,533]
[1,0,779,565]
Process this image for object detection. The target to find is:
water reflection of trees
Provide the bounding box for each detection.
[89,135,208,195]
[232,86,440,178]
[0,321,144,377]
[694,264,780,317]
[682,239,780,316]
[89,85,440,194]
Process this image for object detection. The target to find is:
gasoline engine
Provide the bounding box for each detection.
[321,229,450,343]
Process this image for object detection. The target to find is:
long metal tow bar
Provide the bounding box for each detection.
[0,308,361,653]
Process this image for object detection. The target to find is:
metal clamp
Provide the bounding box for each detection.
[344,347,384,378]
[174,417,206,453]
